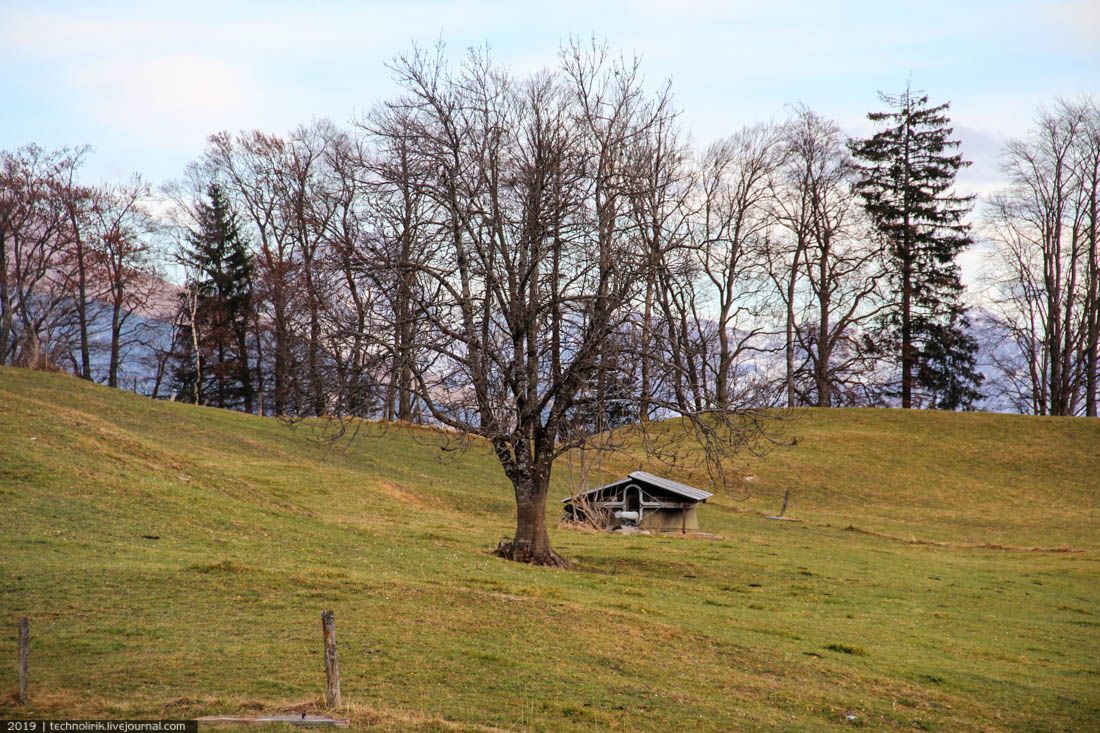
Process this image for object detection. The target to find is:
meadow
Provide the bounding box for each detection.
[1,367,1098,731]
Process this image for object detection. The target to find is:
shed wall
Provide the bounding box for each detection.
[639,506,699,532]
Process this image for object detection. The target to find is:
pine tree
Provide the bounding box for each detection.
[848,86,983,409]
[171,184,255,411]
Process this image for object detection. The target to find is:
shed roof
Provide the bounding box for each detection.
[562,470,713,503]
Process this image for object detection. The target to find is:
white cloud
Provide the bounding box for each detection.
[1,0,1093,190]
[73,54,259,150]
[1047,0,1100,54]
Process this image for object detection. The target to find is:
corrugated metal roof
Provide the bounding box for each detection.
[628,471,713,501]
[561,471,712,503]
[560,477,628,503]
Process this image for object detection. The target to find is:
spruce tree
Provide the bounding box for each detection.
[848,86,983,409]
[172,184,255,411]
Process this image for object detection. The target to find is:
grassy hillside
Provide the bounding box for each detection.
[1,366,1098,731]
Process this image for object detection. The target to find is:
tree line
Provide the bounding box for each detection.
[4,51,1095,420]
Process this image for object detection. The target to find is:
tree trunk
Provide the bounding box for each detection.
[189,288,202,405]
[716,303,732,410]
[1086,164,1099,417]
[0,231,10,365]
[108,297,122,388]
[236,322,253,414]
[816,249,831,407]
[151,349,167,400]
[494,471,568,567]
[816,308,831,407]
[1087,274,1099,417]
[784,245,800,409]
[639,258,655,422]
[901,254,913,409]
[900,108,914,410]
[74,235,92,380]
[308,288,325,417]
[217,342,226,408]
[252,313,265,415]
[273,295,289,416]
[394,264,415,422]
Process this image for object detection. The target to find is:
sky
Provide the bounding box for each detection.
[1,0,1098,199]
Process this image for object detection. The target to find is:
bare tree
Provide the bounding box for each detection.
[88,176,159,388]
[769,106,887,406]
[622,91,691,423]
[357,104,443,422]
[1077,102,1100,416]
[691,125,780,409]
[279,123,334,416]
[0,145,82,370]
[356,42,779,566]
[985,99,1099,415]
[198,131,299,415]
[56,146,98,379]
[312,123,390,419]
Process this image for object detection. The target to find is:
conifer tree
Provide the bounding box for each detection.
[172,184,255,411]
[848,86,983,409]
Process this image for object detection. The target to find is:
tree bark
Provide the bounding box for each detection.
[272,294,289,416]
[72,227,92,380]
[320,610,341,708]
[816,260,832,407]
[785,262,798,409]
[494,470,567,567]
[236,321,254,414]
[900,120,914,410]
[900,252,913,409]
[108,296,122,388]
[1085,154,1099,417]
[189,287,202,405]
[252,312,265,415]
[0,230,11,364]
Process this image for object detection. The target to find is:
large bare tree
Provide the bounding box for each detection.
[88,176,159,388]
[362,43,776,565]
[769,106,887,406]
[691,125,780,410]
[0,145,82,370]
[985,99,1100,416]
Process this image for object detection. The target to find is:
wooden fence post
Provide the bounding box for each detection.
[18,617,28,704]
[321,610,340,707]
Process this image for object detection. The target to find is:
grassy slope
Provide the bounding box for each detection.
[0,367,1098,732]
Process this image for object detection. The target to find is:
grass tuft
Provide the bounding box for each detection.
[188,559,254,574]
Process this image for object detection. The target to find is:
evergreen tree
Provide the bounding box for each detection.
[171,184,255,411]
[848,86,983,409]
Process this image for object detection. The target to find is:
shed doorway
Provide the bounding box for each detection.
[625,484,641,513]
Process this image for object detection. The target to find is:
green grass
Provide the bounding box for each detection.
[1,366,1098,731]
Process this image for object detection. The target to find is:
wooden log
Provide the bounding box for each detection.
[766,489,801,521]
[18,616,28,704]
[321,610,340,707]
[196,715,349,728]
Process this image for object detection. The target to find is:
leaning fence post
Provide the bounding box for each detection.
[18,617,29,704]
[321,610,341,707]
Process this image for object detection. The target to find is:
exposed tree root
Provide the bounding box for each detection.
[492,539,571,568]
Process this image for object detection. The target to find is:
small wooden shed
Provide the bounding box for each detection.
[562,471,713,532]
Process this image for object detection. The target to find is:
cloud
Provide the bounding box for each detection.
[1,0,1093,190]
[1047,0,1100,54]
[72,54,260,150]
[953,125,1010,199]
